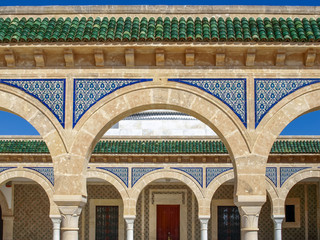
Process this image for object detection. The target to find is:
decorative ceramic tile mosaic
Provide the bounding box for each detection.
[168,79,247,127]
[266,167,277,187]
[171,167,203,187]
[0,79,66,127]
[255,78,320,127]
[25,167,54,186]
[0,167,16,173]
[73,78,152,127]
[280,167,310,187]
[132,167,163,187]
[206,167,233,187]
[97,167,128,187]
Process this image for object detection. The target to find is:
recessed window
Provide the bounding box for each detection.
[285,205,295,222]
[283,198,300,228]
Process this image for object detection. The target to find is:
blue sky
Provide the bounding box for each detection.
[0,0,319,135]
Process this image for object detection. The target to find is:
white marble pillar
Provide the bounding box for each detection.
[237,205,263,240]
[59,206,83,240]
[199,216,210,240]
[272,215,284,240]
[2,215,14,240]
[124,216,136,240]
[51,215,62,240]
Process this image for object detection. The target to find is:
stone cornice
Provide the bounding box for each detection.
[0,5,319,16]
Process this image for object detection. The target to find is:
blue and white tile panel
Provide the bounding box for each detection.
[266,167,277,187]
[255,78,320,127]
[97,167,129,187]
[132,167,163,187]
[171,167,203,187]
[73,78,152,127]
[25,167,54,186]
[206,167,233,187]
[280,167,311,187]
[168,78,247,127]
[0,79,66,128]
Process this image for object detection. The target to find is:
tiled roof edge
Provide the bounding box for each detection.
[0,5,319,15]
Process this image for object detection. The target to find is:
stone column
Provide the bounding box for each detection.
[54,195,87,240]
[235,196,265,240]
[272,215,284,240]
[51,215,62,240]
[199,216,210,240]
[124,216,136,240]
[2,215,14,240]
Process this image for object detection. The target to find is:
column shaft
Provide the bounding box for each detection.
[125,216,136,240]
[272,215,284,240]
[2,216,14,240]
[51,215,62,240]
[199,217,210,240]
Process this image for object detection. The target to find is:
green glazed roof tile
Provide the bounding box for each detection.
[0,139,319,154]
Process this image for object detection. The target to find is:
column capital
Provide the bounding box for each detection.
[235,198,265,240]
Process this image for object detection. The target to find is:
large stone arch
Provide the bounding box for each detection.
[253,82,320,157]
[0,169,59,215]
[71,83,250,165]
[86,169,130,200]
[0,85,67,157]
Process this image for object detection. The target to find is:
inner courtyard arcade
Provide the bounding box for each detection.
[0,4,320,240]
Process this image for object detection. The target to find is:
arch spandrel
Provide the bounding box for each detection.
[71,84,251,166]
[253,82,320,157]
[0,84,67,158]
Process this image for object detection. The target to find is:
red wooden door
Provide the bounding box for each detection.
[157,205,180,240]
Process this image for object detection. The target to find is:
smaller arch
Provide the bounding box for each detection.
[280,168,320,200]
[86,169,130,201]
[0,169,59,215]
[205,171,277,213]
[130,169,205,204]
[205,170,234,200]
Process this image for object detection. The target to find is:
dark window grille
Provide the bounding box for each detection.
[96,206,119,240]
[218,206,240,240]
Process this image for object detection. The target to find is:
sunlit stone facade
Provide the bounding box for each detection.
[0,4,319,240]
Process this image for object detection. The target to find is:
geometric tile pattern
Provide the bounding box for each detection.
[171,167,203,187]
[96,167,129,187]
[13,184,52,240]
[266,167,277,187]
[168,78,247,127]
[280,167,310,187]
[0,79,66,127]
[132,167,163,187]
[0,167,16,174]
[206,167,233,187]
[25,167,54,186]
[255,78,320,127]
[73,78,152,127]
